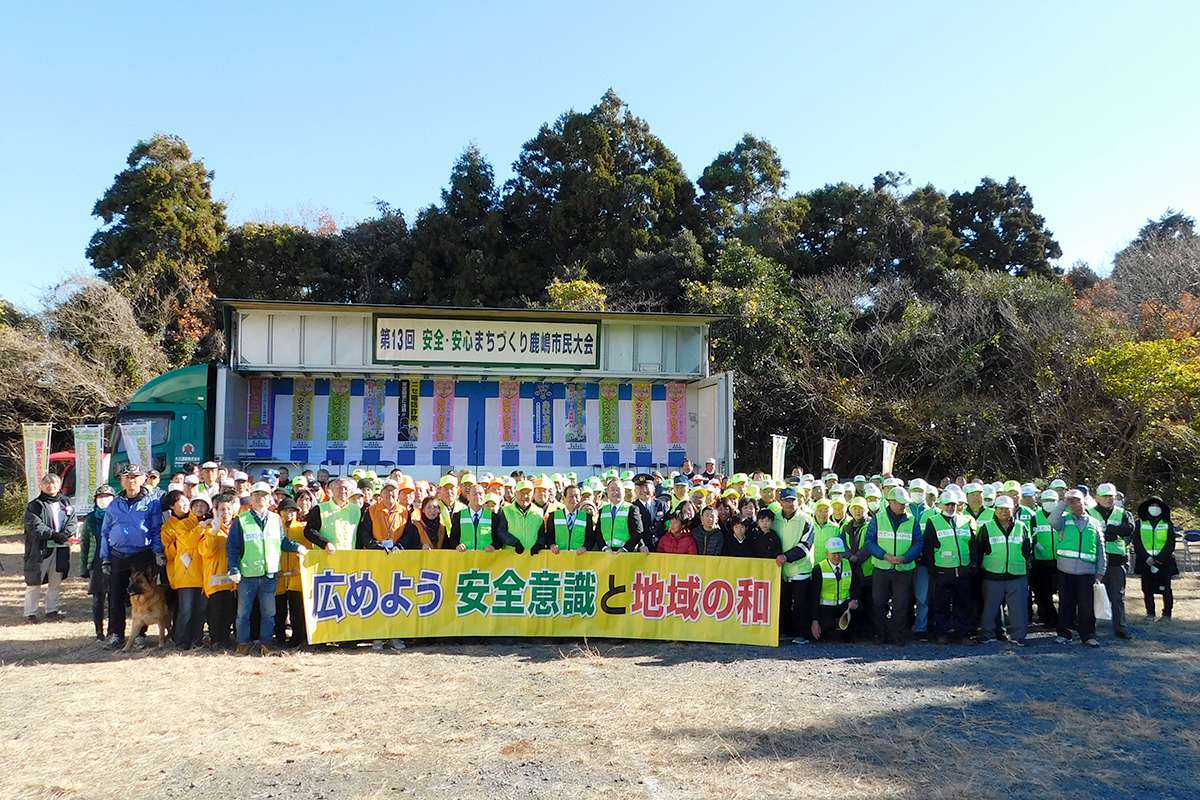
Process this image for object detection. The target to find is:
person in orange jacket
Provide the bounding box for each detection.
[200,492,239,651]
[161,490,209,650]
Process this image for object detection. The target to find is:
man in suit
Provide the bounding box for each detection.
[629,473,667,551]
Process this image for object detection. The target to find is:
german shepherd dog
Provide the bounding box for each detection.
[124,563,172,650]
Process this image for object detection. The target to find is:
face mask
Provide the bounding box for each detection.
[984,499,994,508]
[867,500,880,513]
[1041,501,1056,513]
[95,496,113,510]
[1147,506,1162,518]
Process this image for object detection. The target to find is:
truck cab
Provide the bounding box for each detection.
[110,364,214,476]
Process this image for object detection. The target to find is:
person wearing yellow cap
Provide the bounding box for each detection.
[809,537,858,643]
[501,480,544,554]
[864,487,921,646]
[437,474,465,532]
[304,476,361,554]
[841,496,874,639]
[1090,483,1134,639]
[810,500,842,568]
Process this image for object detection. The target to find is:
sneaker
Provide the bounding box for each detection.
[260,643,280,657]
[26,615,38,624]
[1084,638,1100,648]
[103,636,125,651]
[133,636,148,651]
[792,638,808,646]
[977,636,997,645]
[1013,640,1028,648]
[234,643,252,656]
[372,640,385,651]
[1055,636,1070,645]
[44,609,66,619]
[387,639,406,650]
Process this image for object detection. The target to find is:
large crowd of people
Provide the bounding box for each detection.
[22,458,1182,654]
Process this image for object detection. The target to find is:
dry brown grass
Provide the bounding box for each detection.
[2,527,1200,799]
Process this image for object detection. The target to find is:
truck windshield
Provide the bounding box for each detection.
[110,412,175,453]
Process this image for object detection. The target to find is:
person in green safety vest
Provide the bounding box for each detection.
[1029,489,1061,628]
[1090,483,1135,639]
[597,479,649,553]
[774,488,816,645]
[864,487,922,646]
[1132,495,1178,619]
[809,537,858,643]
[501,480,545,554]
[304,476,361,554]
[976,496,1032,646]
[1049,489,1107,647]
[436,474,466,533]
[449,483,517,552]
[541,484,597,554]
[841,497,874,640]
[810,500,842,568]
[923,488,978,646]
[668,475,691,513]
[962,483,993,525]
[227,482,307,656]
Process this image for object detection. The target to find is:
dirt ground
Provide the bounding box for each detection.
[2,526,1199,800]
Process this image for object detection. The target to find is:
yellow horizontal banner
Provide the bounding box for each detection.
[300,550,779,647]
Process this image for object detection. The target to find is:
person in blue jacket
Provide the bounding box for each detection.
[100,464,163,650]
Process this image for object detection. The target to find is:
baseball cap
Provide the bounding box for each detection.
[1040,489,1059,501]
[1021,484,1038,497]
[1096,483,1117,497]
[889,487,911,504]
[515,480,534,493]
[94,485,115,498]
[673,475,690,486]
[779,487,798,500]
[1049,479,1068,490]
[825,537,847,554]
[183,474,200,485]
[439,475,458,488]
[993,496,1015,509]
[200,461,219,470]
[121,464,144,477]
[233,471,249,481]
[249,481,273,495]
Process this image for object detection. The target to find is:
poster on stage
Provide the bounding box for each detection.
[247,377,272,449]
[362,379,386,448]
[666,383,687,457]
[499,380,520,455]
[599,383,620,453]
[432,379,455,454]
[291,379,315,449]
[771,434,787,481]
[398,378,420,446]
[632,383,653,451]
[565,384,586,449]
[327,380,351,451]
[22,423,52,501]
[882,439,898,475]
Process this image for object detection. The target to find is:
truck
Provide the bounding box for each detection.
[110,301,735,483]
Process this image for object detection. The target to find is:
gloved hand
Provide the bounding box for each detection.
[229,572,242,585]
[101,561,111,577]
[155,552,166,568]
[514,543,525,555]
[295,544,308,558]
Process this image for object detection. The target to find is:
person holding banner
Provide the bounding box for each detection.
[450,482,518,552]
[864,487,922,646]
[305,477,361,553]
[502,480,546,554]
[542,484,597,555]
[407,496,448,550]
[80,485,115,639]
[774,488,815,643]
[100,465,164,650]
[357,480,416,552]
[630,474,667,551]
[24,474,76,623]
[597,479,647,553]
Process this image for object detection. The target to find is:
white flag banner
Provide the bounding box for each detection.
[770,435,787,481]
[119,421,153,468]
[73,425,106,511]
[882,439,898,475]
[22,423,52,500]
[822,437,839,471]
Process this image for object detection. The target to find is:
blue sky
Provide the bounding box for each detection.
[2,2,1198,310]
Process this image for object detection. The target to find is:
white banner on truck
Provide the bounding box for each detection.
[373,316,599,369]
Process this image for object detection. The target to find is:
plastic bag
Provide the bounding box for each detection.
[1093,582,1113,621]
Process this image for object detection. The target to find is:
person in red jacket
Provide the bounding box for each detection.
[657,511,698,555]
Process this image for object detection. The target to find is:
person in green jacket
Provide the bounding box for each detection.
[79,485,115,639]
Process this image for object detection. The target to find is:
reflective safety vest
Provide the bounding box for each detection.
[930,513,973,569]
[1032,509,1057,562]
[1057,513,1099,563]
[439,499,466,534]
[980,519,1029,577]
[1139,520,1169,557]
[818,559,852,606]
[551,508,588,551]
[236,510,283,578]
[965,505,994,526]
[873,510,916,572]
[1090,507,1128,555]
[811,521,842,567]
[841,518,873,577]
[776,510,812,579]
[598,502,632,549]
[502,504,543,551]
[318,500,361,551]
[457,508,493,551]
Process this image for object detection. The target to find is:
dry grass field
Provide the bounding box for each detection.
[2,526,1199,800]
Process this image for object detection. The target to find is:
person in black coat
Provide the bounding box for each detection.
[722,516,759,557]
[1132,495,1179,618]
[24,473,77,623]
[628,474,667,551]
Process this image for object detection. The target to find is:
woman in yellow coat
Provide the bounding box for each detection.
[161,491,208,650]
[200,493,239,651]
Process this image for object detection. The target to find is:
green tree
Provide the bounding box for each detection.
[949,177,1062,277]
[210,223,328,301]
[87,133,227,364]
[312,202,414,304]
[698,134,788,238]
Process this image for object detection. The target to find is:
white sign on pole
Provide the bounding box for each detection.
[770,435,787,481]
[73,425,106,511]
[882,439,898,475]
[119,422,153,468]
[822,437,839,471]
[22,423,52,500]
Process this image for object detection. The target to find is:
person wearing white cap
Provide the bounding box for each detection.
[227,482,308,656]
[977,497,1032,646]
[1090,482,1134,640]
[701,458,718,482]
[1029,490,1061,627]
[864,487,922,646]
[924,490,978,645]
[199,461,221,496]
[1049,490,1107,646]
[809,537,858,643]
[903,479,933,640]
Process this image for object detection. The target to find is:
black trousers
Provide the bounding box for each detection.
[781,580,811,638]
[872,569,913,639]
[1030,560,1058,625]
[815,602,852,642]
[275,590,306,646]
[1141,575,1174,617]
[932,569,974,638]
[107,549,154,641]
[1057,572,1097,641]
[206,590,237,647]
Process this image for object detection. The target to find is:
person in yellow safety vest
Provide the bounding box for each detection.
[864,487,922,646]
[598,478,649,553]
[1132,495,1178,620]
[227,483,308,656]
[1029,489,1061,628]
[923,488,979,646]
[976,496,1032,646]
[809,537,859,643]
[532,476,559,516]
[810,500,842,567]
[668,475,691,512]
[541,484,598,554]
[773,488,816,645]
[1090,483,1135,640]
[303,476,361,554]
[449,482,517,552]
[1049,489,1107,647]
[436,474,466,532]
[502,480,545,554]
[841,497,875,639]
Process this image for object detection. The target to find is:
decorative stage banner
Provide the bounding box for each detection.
[499,381,520,446]
[565,384,587,449]
[247,377,272,450]
[666,383,686,454]
[362,379,386,448]
[117,421,152,470]
[632,383,653,449]
[73,425,106,510]
[433,378,455,446]
[327,380,351,450]
[23,423,52,500]
[301,550,779,646]
[599,383,620,452]
[533,383,554,445]
[374,316,599,369]
[291,379,315,449]
[398,378,419,446]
